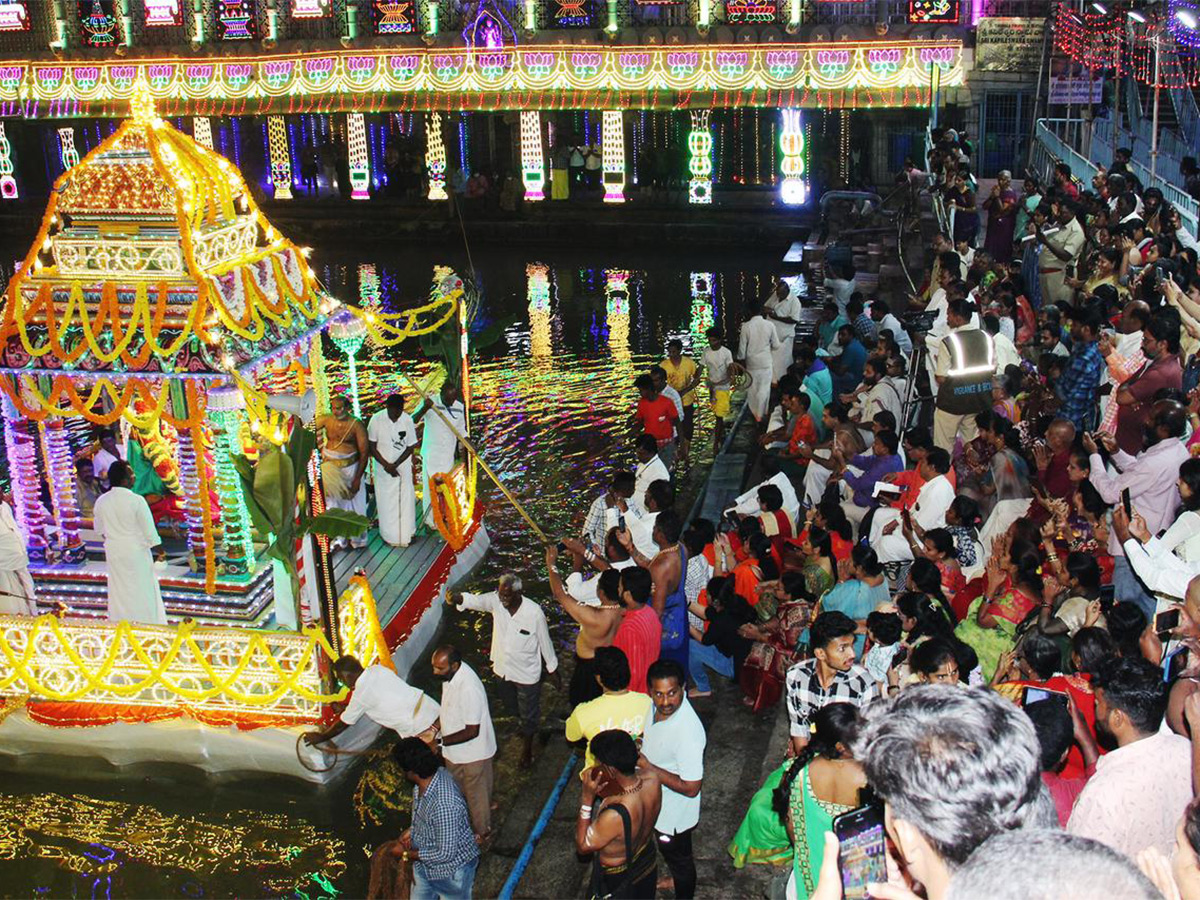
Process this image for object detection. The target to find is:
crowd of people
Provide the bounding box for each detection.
[314,130,1200,900]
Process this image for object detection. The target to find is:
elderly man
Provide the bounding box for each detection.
[764,279,802,383]
[449,575,559,768]
[315,395,368,549]
[368,393,418,548]
[413,380,467,531]
[0,494,35,616]
[96,461,166,625]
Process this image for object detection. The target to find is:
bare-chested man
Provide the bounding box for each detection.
[575,729,662,899]
[617,508,687,670]
[546,543,624,707]
[315,395,368,549]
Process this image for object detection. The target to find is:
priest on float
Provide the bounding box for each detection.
[94,460,167,625]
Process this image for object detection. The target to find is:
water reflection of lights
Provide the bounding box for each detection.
[0,792,345,895]
[690,271,716,346]
[604,269,631,362]
[527,262,553,359]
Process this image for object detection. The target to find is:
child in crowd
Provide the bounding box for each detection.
[702,326,738,449]
[862,610,904,687]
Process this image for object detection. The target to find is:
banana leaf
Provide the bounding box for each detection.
[288,424,317,496]
[232,453,274,539]
[252,446,295,532]
[303,508,372,539]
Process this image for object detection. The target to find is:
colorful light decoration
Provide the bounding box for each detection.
[205,390,254,572]
[908,0,959,24]
[601,110,624,203]
[292,0,330,17]
[329,310,368,417]
[192,116,214,150]
[527,263,552,359]
[553,0,591,26]
[268,115,293,200]
[0,43,965,111]
[0,122,16,200]
[464,3,515,50]
[144,0,182,26]
[346,112,370,200]
[57,127,79,171]
[373,0,416,33]
[688,109,712,205]
[1171,1,1200,51]
[690,271,715,344]
[0,0,29,31]
[38,417,83,562]
[779,108,806,206]
[218,0,256,40]
[604,268,631,362]
[520,110,545,202]
[79,0,119,47]
[426,112,447,200]
[726,0,777,25]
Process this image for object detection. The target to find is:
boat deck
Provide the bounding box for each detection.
[331,529,448,630]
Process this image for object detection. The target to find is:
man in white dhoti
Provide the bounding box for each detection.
[368,393,418,548]
[0,496,36,616]
[76,429,126,487]
[315,395,369,550]
[764,279,802,384]
[870,447,955,564]
[737,300,781,424]
[94,461,166,625]
[414,381,467,530]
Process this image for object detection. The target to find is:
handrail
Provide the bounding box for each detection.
[924,124,954,238]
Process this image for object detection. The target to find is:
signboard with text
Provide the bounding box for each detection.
[1049,76,1104,104]
[976,17,1046,72]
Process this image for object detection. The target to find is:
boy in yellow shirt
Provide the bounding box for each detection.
[564,646,653,770]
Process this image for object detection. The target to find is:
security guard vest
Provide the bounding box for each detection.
[936,328,995,415]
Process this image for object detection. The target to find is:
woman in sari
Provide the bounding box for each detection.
[952,411,999,504]
[1020,205,1049,311]
[738,571,813,712]
[779,704,866,900]
[955,538,1044,680]
[977,416,1032,519]
[796,525,836,600]
[918,531,966,602]
[982,170,1019,262]
[945,171,978,247]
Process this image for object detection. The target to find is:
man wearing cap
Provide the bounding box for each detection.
[1037,199,1086,307]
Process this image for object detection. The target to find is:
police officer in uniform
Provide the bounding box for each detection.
[933,297,995,451]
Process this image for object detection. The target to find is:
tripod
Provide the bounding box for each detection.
[901,332,935,433]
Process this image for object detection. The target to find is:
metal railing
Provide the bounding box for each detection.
[924,124,954,239]
[1035,117,1200,237]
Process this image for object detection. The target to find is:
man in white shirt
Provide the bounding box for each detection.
[0,496,36,616]
[632,434,670,516]
[303,655,440,748]
[90,429,127,485]
[869,299,912,356]
[433,645,497,840]
[871,448,955,563]
[701,327,736,448]
[449,574,559,768]
[95,461,166,625]
[367,393,418,548]
[413,380,467,529]
[764,279,802,383]
[737,300,781,423]
[983,314,1021,376]
[844,357,903,446]
[627,479,673,559]
[638,659,705,900]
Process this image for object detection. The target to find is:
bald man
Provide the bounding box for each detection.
[1033,418,1077,501]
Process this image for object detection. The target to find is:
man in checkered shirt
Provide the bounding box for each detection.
[581,470,637,550]
[785,611,875,755]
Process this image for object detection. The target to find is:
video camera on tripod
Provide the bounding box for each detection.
[900,310,937,339]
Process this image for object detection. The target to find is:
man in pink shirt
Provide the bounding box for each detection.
[1113,316,1182,455]
[1086,399,1190,619]
[1068,657,1191,859]
[612,566,662,694]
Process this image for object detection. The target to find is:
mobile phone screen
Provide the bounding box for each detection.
[1166,648,1189,683]
[1022,686,1068,707]
[1156,609,1181,636]
[834,806,888,900]
[1122,488,1132,518]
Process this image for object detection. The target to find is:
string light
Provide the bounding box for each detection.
[601,110,625,203]
[839,108,850,185]
[267,115,293,200]
[0,1,29,31]
[57,127,79,172]
[527,263,552,359]
[346,112,370,200]
[144,0,182,26]
[520,110,545,202]
[779,108,806,205]
[425,111,447,200]
[688,109,712,205]
[0,122,16,199]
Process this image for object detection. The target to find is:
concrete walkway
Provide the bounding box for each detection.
[478,677,793,899]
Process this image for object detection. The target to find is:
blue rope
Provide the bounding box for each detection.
[498,751,579,900]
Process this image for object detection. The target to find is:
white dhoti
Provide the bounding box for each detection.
[771,338,795,384]
[0,503,36,616]
[322,449,367,548]
[375,460,415,548]
[869,508,912,564]
[746,364,774,422]
[94,486,165,625]
[105,542,167,625]
[419,401,464,529]
[803,448,834,507]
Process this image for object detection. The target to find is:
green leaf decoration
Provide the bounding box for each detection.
[302,509,372,539]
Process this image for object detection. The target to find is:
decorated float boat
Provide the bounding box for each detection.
[0,81,487,783]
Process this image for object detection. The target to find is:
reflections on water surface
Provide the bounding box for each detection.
[0,247,782,897]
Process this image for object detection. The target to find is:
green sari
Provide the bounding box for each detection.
[954,587,1037,681]
[789,766,853,900]
[728,760,793,868]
